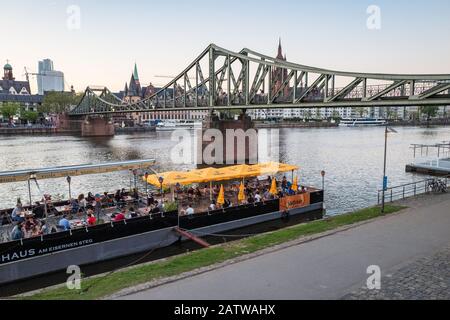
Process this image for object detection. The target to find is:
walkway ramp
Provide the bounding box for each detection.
[173,227,210,248]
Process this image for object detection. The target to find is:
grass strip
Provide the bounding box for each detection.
[22,204,405,300]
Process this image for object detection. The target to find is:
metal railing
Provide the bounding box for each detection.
[377,176,449,204]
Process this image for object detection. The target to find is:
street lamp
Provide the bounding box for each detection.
[158,176,164,203]
[67,176,72,201]
[133,169,138,192]
[381,125,397,213]
[144,172,149,199]
[27,174,36,206]
[321,170,326,192]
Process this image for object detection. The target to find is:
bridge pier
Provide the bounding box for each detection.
[201,110,256,165]
[81,116,115,137]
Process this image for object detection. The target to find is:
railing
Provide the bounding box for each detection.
[377,176,449,204]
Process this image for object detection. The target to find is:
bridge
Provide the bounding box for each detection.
[69,43,450,116]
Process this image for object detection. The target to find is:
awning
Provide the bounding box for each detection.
[144,162,299,187]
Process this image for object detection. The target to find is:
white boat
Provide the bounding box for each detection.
[339,118,387,127]
[156,120,203,131]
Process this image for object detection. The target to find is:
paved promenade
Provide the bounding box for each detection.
[119,193,450,300]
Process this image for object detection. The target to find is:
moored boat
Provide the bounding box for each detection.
[339,118,387,127]
[0,161,324,285]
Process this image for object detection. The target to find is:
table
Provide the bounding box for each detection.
[69,219,86,228]
[55,205,71,214]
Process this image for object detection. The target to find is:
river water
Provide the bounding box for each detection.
[0,126,449,215]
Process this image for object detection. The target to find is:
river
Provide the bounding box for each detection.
[0,126,448,215]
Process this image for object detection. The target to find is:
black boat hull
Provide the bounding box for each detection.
[0,195,324,285]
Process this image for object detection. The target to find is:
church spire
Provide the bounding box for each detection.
[277,38,284,60]
[133,63,139,82]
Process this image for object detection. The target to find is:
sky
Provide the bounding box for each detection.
[2,0,450,93]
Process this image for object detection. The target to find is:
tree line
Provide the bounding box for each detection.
[0,92,82,124]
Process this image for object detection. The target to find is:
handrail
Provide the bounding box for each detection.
[377,175,449,204]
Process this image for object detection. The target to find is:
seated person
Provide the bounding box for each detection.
[223,199,232,208]
[113,210,126,222]
[87,192,95,203]
[58,215,71,231]
[70,199,80,214]
[86,213,97,226]
[128,207,139,218]
[186,205,195,216]
[150,203,160,214]
[11,203,24,222]
[40,221,50,235]
[11,222,24,240]
[194,187,202,198]
[0,212,9,226]
[32,202,45,219]
[31,225,41,238]
[187,187,194,199]
[209,200,216,211]
[254,191,262,203]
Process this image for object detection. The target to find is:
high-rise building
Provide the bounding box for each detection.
[37,59,65,95]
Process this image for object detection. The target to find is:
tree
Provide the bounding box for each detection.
[331,110,341,120]
[21,109,39,123]
[354,107,367,118]
[420,106,439,127]
[419,106,439,122]
[39,92,82,114]
[0,102,20,123]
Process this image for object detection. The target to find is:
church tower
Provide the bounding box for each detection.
[271,39,289,98]
[3,61,14,81]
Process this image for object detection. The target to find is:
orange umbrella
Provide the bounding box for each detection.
[217,184,225,206]
[269,177,278,195]
[292,176,298,192]
[238,182,246,203]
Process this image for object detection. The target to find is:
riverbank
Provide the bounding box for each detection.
[0,127,59,135]
[117,191,450,300]
[17,204,404,300]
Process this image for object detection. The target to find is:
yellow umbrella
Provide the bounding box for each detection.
[217,184,225,206]
[269,177,278,195]
[292,176,298,192]
[238,182,246,203]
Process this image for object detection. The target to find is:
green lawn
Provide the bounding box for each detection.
[21,204,405,300]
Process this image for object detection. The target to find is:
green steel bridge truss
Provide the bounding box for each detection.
[69,44,450,116]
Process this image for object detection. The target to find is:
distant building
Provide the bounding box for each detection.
[0,61,43,113]
[115,64,208,124]
[37,59,65,95]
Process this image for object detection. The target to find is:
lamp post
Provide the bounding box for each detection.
[159,176,164,203]
[144,172,149,199]
[381,126,388,213]
[381,125,397,213]
[67,176,72,201]
[27,177,33,206]
[321,170,326,192]
[133,169,138,192]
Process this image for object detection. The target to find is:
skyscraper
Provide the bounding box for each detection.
[37,59,64,95]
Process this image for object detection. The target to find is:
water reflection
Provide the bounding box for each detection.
[0,126,449,214]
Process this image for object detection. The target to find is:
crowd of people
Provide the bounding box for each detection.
[2,175,309,242]
[178,176,308,215]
